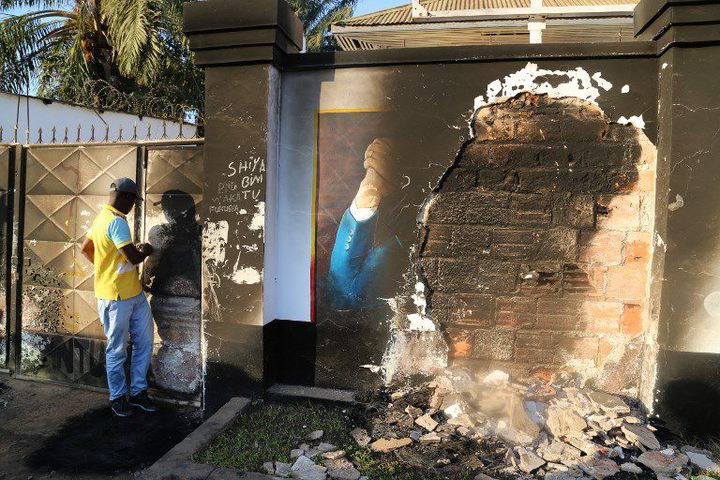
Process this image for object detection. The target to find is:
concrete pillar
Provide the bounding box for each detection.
[183,0,303,412]
[635,0,720,434]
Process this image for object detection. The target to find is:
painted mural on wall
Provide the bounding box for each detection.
[312,109,445,385]
[310,63,659,403]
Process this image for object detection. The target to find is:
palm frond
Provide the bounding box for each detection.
[102,0,161,84]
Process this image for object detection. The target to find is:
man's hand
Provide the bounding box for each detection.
[354,137,398,209]
[136,243,154,257]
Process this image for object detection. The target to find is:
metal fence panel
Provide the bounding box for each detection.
[20,144,137,385]
[0,145,11,369]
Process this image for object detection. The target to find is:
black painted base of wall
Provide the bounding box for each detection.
[263,319,316,387]
[654,349,720,438]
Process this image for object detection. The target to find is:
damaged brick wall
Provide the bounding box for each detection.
[419,93,657,398]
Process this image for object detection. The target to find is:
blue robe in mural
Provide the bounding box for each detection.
[328,207,402,310]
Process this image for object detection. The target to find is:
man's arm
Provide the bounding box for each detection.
[80,237,94,263]
[119,243,154,265]
[107,216,154,265]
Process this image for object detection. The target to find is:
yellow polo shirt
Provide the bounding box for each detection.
[87,204,143,300]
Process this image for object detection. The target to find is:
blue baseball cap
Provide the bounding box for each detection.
[110,177,140,197]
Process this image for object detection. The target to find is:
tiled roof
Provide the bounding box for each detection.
[339,0,639,26]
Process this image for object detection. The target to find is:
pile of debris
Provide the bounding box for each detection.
[260,369,720,479]
[262,429,365,480]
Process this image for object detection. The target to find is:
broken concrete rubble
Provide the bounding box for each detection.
[252,369,718,479]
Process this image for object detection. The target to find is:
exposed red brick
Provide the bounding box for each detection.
[636,169,655,193]
[596,194,641,231]
[447,294,495,327]
[578,230,624,265]
[606,265,647,301]
[625,231,652,265]
[597,339,615,364]
[620,303,645,336]
[580,300,622,333]
[447,329,473,358]
[558,336,599,360]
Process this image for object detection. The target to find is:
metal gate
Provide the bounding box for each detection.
[0,145,14,370]
[10,139,203,402]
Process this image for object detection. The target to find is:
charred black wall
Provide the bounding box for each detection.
[185,0,720,433]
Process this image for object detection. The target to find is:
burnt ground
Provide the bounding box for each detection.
[0,373,201,480]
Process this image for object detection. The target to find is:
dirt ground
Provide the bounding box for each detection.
[0,373,202,480]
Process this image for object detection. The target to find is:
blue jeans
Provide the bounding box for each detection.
[97,293,154,400]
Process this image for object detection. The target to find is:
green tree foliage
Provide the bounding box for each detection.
[0,0,203,120]
[0,0,356,120]
[288,0,357,51]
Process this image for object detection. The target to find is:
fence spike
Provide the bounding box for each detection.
[104,125,110,142]
[132,123,138,141]
[25,128,29,145]
[13,124,18,143]
[62,127,68,144]
[90,125,96,142]
[76,124,82,143]
[117,126,124,142]
[146,124,152,140]
[178,120,184,139]
[51,126,56,144]
[0,126,3,143]
[37,127,43,144]
[161,121,168,139]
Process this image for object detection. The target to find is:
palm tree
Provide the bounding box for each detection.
[0,0,202,120]
[287,0,357,51]
[0,0,356,119]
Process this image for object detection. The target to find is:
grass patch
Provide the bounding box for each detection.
[195,399,486,480]
[195,400,357,472]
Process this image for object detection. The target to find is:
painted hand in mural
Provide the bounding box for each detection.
[328,137,403,310]
[354,138,398,209]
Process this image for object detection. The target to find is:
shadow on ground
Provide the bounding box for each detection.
[25,405,202,475]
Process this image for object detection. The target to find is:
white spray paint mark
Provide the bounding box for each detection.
[406,313,436,332]
[473,62,613,111]
[360,364,382,373]
[662,63,668,70]
[80,210,91,217]
[655,232,667,250]
[617,115,646,129]
[407,281,436,331]
[621,85,630,94]
[230,266,262,285]
[203,221,229,265]
[243,244,259,252]
[668,194,684,211]
[249,201,265,231]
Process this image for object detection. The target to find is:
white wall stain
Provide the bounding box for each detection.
[474,62,613,111]
[621,85,630,94]
[230,266,262,285]
[249,201,265,232]
[203,221,229,265]
[617,114,646,129]
[668,193,685,211]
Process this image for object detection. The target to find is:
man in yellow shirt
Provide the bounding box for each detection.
[81,178,157,417]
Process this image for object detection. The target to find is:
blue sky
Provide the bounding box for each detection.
[355,0,406,16]
[1,1,406,18]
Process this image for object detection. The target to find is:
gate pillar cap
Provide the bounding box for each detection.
[634,0,720,50]
[183,0,304,67]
